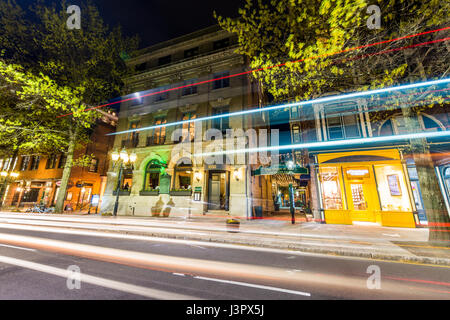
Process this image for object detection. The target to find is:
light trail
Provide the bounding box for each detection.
[57,26,450,118]
[109,77,450,136]
[196,130,450,157]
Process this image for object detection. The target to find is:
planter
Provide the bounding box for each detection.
[140,190,159,196]
[169,190,192,196]
[113,190,131,196]
[226,219,240,233]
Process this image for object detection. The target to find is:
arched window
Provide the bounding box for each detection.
[143,160,163,191]
[173,158,193,190]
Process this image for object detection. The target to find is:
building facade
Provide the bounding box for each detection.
[2,111,117,212]
[100,26,261,218]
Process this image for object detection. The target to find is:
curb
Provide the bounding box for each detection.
[36,223,450,267]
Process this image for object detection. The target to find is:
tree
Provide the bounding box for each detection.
[0,1,138,212]
[217,0,450,241]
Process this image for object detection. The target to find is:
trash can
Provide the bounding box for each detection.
[254,206,263,219]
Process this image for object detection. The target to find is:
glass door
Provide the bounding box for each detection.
[344,166,379,222]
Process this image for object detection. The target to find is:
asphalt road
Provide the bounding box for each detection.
[0,218,449,300]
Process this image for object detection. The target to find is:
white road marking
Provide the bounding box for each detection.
[0,244,36,252]
[0,255,199,300]
[194,276,311,297]
[173,273,186,277]
[382,234,401,238]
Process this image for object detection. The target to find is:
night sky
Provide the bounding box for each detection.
[17,0,245,48]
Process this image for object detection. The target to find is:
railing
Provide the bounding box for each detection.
[146,136,166,147]
[121,138,139,148]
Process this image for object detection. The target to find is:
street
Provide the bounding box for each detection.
[0,215,449,300]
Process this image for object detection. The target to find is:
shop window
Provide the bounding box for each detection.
[374,164,411,212]
[143,160,163,190]
[174,159,192,190]
[212,71,230,90]
[319,167,343,210]
[46,155,58,169]
[121,171,133,191]
[22,188,40,203]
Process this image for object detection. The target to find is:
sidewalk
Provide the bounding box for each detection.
[1,211,450,266]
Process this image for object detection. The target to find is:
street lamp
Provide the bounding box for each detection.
[111,148,137,216]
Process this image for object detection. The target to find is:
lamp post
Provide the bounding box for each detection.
[0,171,20,208]
[111,148,137,217]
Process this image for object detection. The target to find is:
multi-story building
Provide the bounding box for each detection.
[284,95,450,228]
[100,26,262,218]
[2,110,117,212]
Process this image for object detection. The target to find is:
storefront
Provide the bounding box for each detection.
[317,149,416,228]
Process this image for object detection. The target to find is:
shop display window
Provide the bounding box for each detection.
[320,167,343,210]
[374,164,411,212]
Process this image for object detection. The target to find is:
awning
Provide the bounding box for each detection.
[251,164,309,176]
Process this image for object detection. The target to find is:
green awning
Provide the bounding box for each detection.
[252,164,308,176]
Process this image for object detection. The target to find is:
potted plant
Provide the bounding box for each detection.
[151,197,164,217]
[226,218,240,233]
[162,198,175,217]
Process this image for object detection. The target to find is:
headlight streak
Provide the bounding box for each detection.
[196,130,450,158]
[56,26,450,119]
[108,77,450,136]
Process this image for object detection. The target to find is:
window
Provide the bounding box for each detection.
[130,93,143,107]
[143,160,163,190]
[29,156,40,170]
[135,62,147,72]
[184,47,199,59]
[325,103,361,140]
[319,167,343,210]
[46,155,58,169]
[212,71,230,90]
[213,38,230,50]
[2,158,12,171]
[149,117,166,146]
[22,188,40,203]
[127,121,140,147]
[181,112,196,142]
[212,107,230,134]
[158,55,171,66]
[58,154,67,169]
[290,106,299,120]
[121,170,133,191]
[20,156,30,171]
[155,90,169,102]
[174,159,193,190]
[182,80,198,96]
[292,125,301,143]
[89,158,99,173]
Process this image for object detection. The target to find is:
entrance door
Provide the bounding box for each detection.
[343,166,379,222]
[208,171,229,211]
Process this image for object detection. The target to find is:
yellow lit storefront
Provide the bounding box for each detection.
[317,149,416,228]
